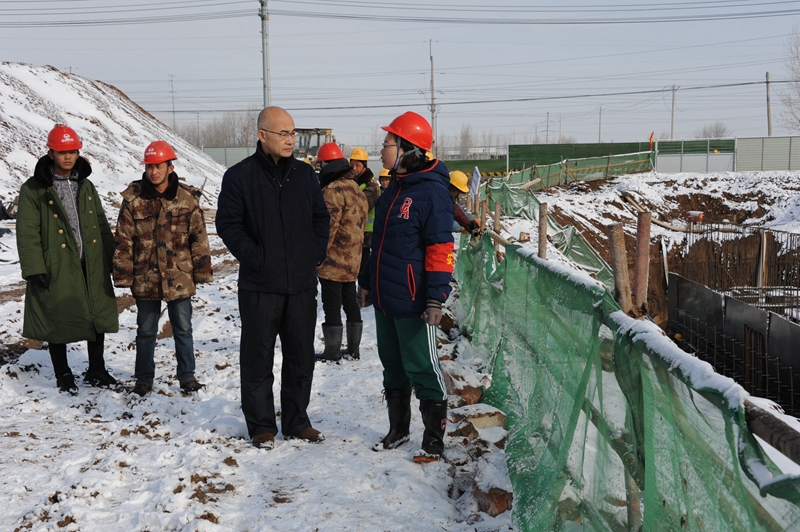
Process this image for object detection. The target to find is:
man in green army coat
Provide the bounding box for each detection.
[16,125,119,394]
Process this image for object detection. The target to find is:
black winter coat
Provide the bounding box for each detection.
[216,143,330,294]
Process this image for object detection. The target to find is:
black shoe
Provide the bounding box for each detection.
[180,380,205,393]
[56,373,78,395]
[84,369,118,388]
[132,382,152,397]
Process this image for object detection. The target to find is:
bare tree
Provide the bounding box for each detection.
[560,135,577,144]
[780,27,800,132]
[176,104,261,148]
[695,122,730,138]
[459,123,474,159]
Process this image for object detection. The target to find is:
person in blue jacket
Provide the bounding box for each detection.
[359,111,455,463]
[216,106,330,450]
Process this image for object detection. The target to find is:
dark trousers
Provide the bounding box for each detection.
[238,287,317,439]
[49,334,105,377]
[319,278,361,326]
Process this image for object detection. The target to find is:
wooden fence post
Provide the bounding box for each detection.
[607,223,633,315]
[632,212,651,316]
[539,203,548,260]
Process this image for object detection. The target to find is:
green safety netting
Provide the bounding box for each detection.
[504,152,652,189]
[454,235,800,531]
[483,181,614,288]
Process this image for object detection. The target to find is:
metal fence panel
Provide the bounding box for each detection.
[736,138,764,171]
[763,137,791,171]
[769,312,800,369]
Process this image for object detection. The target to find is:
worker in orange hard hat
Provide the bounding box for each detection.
[360,111,454,463]
[113,140,213,397]
[16,124,120,394]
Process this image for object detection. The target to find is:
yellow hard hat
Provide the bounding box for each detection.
[349,147,368,162]
[379,168,391,178]
[450,170,469,193]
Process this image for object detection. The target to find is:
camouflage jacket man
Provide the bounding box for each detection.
[113,172,212,301]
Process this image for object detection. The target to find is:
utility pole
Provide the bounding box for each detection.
[260,0,271,108]
[170,75,176,130]
[428,39,437,156]
[559,115,562,143]
[670,86,676,140]
[196,113,201,147]
[766,71,773,137]
[546,112,550,144]
[598,107,602,142]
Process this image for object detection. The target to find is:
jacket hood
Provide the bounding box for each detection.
[33,154,92,187]
[319,159,352,189]
[395,159,449,189]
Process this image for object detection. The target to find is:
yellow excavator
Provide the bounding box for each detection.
[293,128,336,163]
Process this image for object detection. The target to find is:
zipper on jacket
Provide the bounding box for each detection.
[374,182,403,311]
[406,263,416,301]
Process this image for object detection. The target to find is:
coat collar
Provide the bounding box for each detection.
[33,154,91,188]
[138,171,180,200]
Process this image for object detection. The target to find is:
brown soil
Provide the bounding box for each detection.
[548,185,770,330]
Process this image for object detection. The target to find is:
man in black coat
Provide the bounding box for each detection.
[216,106,330,450]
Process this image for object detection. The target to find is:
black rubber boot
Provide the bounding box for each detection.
[373,388,412,451]
[341,321,363,360]
[414,399,448,463]
[316,324,343,362]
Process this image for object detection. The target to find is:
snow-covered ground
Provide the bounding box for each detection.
[0,63,513,531]
[0,230,513,531]
[3,60,800,530]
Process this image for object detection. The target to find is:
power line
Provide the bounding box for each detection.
[144,79,789,113]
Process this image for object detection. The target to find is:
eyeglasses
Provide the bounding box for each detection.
[381,143,397,150]
[260,128,297,139]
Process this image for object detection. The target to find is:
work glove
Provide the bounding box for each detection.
[359,287,372,308]
[29,274,48,289]
[466,220,482,237]
[421,299,443,326]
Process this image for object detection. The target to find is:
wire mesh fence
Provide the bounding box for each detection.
[685,223,800,324]
[670,296,799,416]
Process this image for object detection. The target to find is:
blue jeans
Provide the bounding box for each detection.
[135,298,196,386]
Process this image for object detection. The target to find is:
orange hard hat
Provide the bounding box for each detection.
[47,125,82,151]
[381,111,433,151]
[143,141,178,165]
[316,142,345,163]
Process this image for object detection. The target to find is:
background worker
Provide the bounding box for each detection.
[449,170,480,235]
[114,141,212,397]
[315,143,368,362]
[359,111,454,463]
[378,168,391,191]
[348,147,379,277]
[17,124,119,394]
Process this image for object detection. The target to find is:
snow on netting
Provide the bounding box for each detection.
[454,233,800,531]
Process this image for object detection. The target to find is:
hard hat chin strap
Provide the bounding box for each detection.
[392,145,423,172]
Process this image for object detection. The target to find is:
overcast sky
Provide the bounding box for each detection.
[3,0,799,148]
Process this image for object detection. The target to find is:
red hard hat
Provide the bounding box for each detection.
[143,140,178,165]
[47,125,82,151]
[315,142,345,163]
[381,111,432,151]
